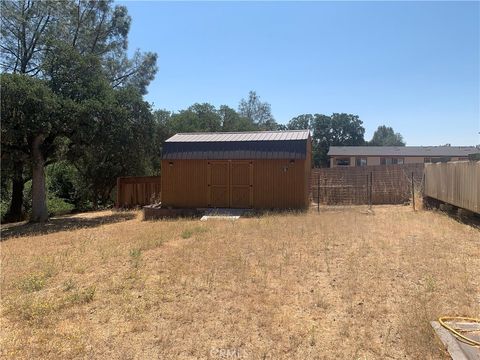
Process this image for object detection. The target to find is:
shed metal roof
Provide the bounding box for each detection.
[162,130,310,160]
[328,146,479,157]
[165,130,310,142]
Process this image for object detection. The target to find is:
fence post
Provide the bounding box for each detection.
[324,175,327,204]
[317,171,320,212]
[366,173,369,205]
[411,171,415,211]
[421,171,425,197]
[368,172,373,209]
[116,177,121,208]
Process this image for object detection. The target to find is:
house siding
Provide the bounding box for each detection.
[367,157,381,166]
[404,157,425,164]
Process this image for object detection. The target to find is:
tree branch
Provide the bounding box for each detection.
[90,10,106,53]
[112,68,138,88]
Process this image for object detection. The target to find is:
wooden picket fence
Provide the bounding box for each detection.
[116,176,161,208]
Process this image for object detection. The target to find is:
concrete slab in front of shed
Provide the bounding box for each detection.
[431,321,480,360]
[200,208,246,221]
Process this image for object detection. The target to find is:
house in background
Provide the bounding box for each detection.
[327,146,479,168]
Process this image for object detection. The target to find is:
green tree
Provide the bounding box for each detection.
[53,0,157,94]
[66,87,157,207]
[238,91,279,130]
[369,125,405,146]
[0,0,157,93]
[0,0,58,220]
[41,46,112,212]
[287,113,365,166]
[46,161,81,207]
[218,105,256,132]
[0,0,157,220]
[1,73,61,222]
[168,103,222,133]
[153,109,174,154]
[153,104,260,164]
[0,147,29,221]
[0,0,56,75]
[154,104,259,147]
[44,46,157,207]
[286,114,314,131]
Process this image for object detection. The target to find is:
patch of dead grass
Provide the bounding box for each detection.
[1,207,479,359]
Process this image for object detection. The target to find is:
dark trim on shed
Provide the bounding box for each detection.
[163,139,308,160]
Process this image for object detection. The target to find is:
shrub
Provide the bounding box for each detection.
[47,196,74,216]
[18,274,47,293]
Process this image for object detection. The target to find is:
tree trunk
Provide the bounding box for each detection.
[30,135,48,222]
[5,162,25,222]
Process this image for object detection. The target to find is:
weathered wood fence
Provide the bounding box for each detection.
[424,161,479,214]
[310,164,424,205]
[116,176,161,208]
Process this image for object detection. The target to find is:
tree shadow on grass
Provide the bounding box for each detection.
[0,212,136,241]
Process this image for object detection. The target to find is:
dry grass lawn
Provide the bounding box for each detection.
[1,206,479,359]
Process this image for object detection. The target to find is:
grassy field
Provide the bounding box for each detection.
[1,206,479,359]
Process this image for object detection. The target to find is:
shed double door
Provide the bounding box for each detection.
[208,161,253,208]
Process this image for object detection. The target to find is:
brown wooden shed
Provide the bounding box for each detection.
[161,130,312,209]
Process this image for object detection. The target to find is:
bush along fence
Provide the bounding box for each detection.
[310,164,425,205]
[116,176,161,208]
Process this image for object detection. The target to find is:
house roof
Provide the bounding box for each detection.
[162,130,310,160]
[327,146,479,157]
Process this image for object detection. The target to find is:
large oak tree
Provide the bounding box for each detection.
[287,113,366,166]
[1,0,157,221]
[1,74,61,222]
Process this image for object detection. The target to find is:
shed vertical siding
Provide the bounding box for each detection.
[161,160,209,208]
[251,159,305,209]
[161,159,310,209]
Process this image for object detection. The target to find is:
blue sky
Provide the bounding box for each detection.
[119,1,479,145]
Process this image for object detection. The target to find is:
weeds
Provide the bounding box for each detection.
[181,229,193,239]
[18,273,47,293]
[66,286,96,305]
[130,248,142,269]
[16,296,58,322]
[423,274,437,293]
[181,226,208,239]
[63,278,76,292]
[12,285,96,324]
[138,234,164,251]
